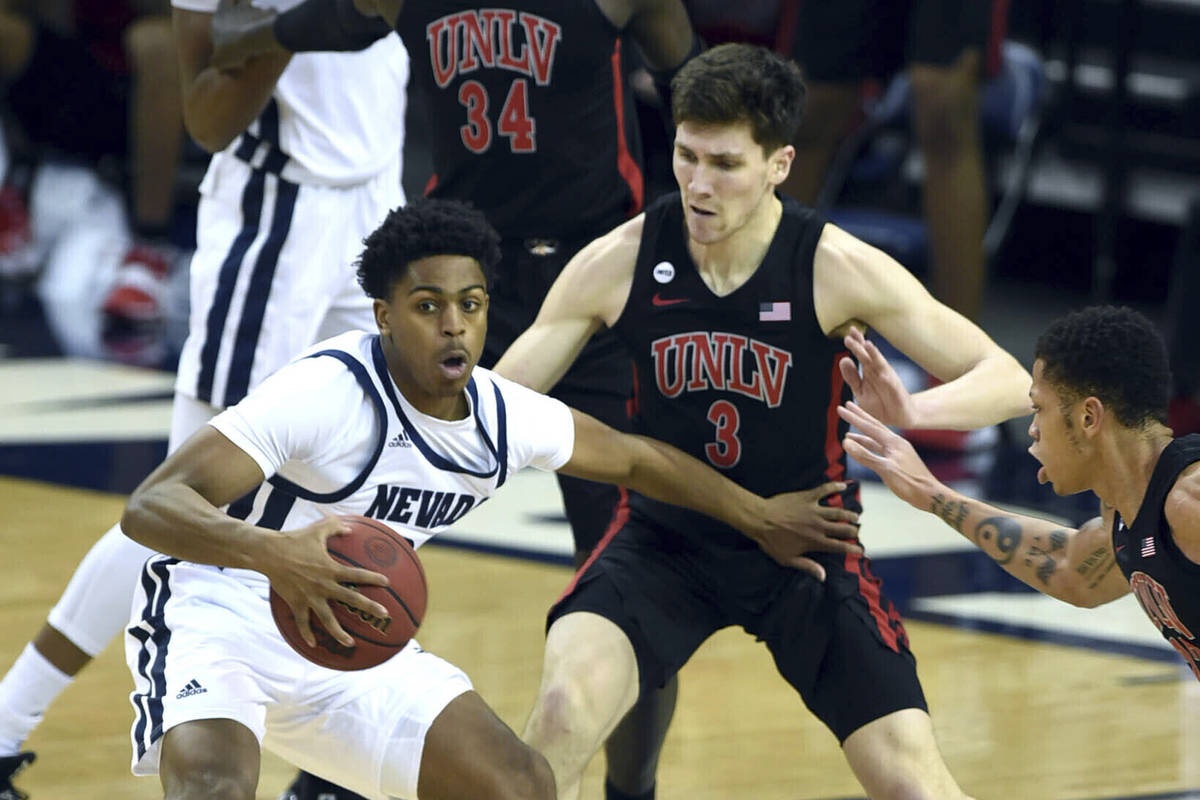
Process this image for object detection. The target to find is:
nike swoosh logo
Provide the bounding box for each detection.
[652,293,688,307]
[1115,544,1126,553]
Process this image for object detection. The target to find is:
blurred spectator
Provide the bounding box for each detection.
[783,0,1008,323]
[0,0,185,361]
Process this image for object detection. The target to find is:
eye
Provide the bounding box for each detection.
[462,298,482,312]
[416,299,438,312]
[676,149,697,163]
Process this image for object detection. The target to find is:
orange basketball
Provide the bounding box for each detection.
[270,515,427,670]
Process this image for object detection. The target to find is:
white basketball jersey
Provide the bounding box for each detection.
[173,0,409,186]
[207,331,575,594]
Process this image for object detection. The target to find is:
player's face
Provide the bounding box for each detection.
[1027,359,1088,495]
[672,121,792,245]
[376,254,489,420]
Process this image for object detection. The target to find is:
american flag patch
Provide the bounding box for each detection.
[1141,536,1157,558]
[759,301,791,322]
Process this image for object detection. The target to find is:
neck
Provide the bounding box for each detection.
[688,191,782,296]
[1092,423,1173,523]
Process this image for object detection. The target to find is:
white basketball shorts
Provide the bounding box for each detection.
[126,556,470,800]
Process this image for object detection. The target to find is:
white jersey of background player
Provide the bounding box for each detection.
[119,199,842,799]
[0,1,409,790]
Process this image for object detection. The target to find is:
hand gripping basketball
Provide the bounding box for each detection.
[270,515,428,670]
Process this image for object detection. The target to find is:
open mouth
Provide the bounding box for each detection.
[689,205,715,217]
[439,354,468,379]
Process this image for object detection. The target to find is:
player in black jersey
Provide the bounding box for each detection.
[495,43,1032,799]
[843,305,1200,684]
[191,3,701,799]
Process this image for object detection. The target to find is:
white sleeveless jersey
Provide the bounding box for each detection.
[207,331,575,595]
[173,0,409,186]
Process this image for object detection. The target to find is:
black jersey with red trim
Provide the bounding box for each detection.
[393,1,643,240]
[610,191,854,551]
[1114,434,1200,681]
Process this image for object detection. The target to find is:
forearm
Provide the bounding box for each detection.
[910,352,1032,429]
[183,54,290,152]
[122,482,282,571]
[621,435,767,533]
[915,484,1118,605]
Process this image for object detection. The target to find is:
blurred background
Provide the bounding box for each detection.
[2,1,1200,797]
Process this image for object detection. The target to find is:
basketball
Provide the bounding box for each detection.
[269,515,427,671]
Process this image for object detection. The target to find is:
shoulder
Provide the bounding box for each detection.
[578,214,645,266]
[1164,460,1200,563]
[556,214,644,293]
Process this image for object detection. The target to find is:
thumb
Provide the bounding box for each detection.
[838,356,861,391]
[788,557,827,582]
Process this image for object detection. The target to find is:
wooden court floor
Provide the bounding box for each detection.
[3,475,1198,800]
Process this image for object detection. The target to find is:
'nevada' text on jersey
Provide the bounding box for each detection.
[364,484,478,528]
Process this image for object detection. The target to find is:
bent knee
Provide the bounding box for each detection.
[163,769,256,800]
[499,746,556,800]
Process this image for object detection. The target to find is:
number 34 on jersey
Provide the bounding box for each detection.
[426,10,563,154]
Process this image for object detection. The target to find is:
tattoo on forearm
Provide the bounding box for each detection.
[1076,545,1118,589]
[1025,529,1070,585]
[975,516,1023,565]
[931,493,971,533]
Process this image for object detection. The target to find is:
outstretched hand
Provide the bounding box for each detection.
[211,0,283,70]
[264,516,391,648]
[838,401,937,509]
[838,327,918,429]
[752,481,863,581]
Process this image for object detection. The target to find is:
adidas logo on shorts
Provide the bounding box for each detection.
[388,431,411,448]
[176,679,208,699]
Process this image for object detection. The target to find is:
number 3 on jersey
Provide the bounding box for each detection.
[705,400,741,468]
[458,79,536,154]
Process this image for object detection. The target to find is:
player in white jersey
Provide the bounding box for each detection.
[118,199,857,799]
[0,5,409,797]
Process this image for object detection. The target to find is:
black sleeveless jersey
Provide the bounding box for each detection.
[1114,434,1200,681]
[611,192,855,551]
[394,1,643,240]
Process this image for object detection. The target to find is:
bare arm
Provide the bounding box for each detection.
[493,218,642,392]
[814,224,1031,429]
[599,0,696,70]
[174,5,291,152]
[1164,465,1200,564]
[122,425,389,646]
[560,409,862,579]
[839,401,1130,606]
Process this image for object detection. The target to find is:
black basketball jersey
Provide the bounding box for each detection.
[394,1,643,240]
[1113,434,1200,681]
[611,192,853,550]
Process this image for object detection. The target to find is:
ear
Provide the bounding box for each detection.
[373,298,390,337]
[769,144,795,186]
[1080,396,1105,438]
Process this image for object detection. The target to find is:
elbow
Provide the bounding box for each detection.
[120,494,150,547]
[1057,583,1106,609]
[183,107,241,154]
[186,123,238,154]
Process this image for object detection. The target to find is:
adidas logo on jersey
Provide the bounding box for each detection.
[388,431,412,448]
[175,679,208,699]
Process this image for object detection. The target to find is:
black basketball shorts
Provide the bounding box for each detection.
[548,513,928,743]
[795,0,1009,82]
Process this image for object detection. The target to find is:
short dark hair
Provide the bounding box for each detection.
[1034,305,1170,428]
[356,198,501,300]
[671,43,807,153]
